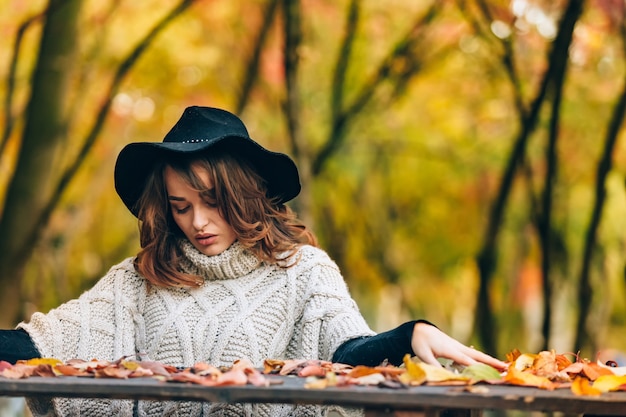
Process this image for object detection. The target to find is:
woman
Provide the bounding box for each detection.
[1,106,505,416]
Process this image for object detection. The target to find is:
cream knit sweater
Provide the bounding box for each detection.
[18,240,375,417]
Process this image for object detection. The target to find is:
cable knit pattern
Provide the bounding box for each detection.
[18,241,374,417]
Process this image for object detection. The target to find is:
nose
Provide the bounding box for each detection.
[192,206,211,231]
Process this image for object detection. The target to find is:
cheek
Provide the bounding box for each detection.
[217,217,237,239]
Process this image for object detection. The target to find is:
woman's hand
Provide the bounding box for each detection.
[411,322,507,370]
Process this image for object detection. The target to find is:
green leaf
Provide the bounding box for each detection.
[460,363,502,382]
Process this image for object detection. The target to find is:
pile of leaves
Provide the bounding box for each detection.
[0,357,272,387]
[502,349,626,396]
[1,349,626,397]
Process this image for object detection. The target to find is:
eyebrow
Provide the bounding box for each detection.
[167,196,186,202]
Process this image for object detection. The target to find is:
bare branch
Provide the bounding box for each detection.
[468,0,527,117]
[313,3,439,175]
[15,0,197,265]
[331,0,360,117]
[235,0,280,114]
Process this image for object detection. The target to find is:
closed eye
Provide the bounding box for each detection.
[168,195,190,214]
[173,205,190,214]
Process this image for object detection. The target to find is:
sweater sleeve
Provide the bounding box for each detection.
[0,329,40,364]
[332,320,438,366]
[289,247,376,362]
[16,258,143,362]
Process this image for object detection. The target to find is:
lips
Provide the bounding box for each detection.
[195,234,217,246]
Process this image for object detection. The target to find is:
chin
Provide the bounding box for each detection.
[200,247,225,256]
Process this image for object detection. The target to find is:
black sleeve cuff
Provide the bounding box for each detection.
[332,319,435,367]
[0,328,41,364]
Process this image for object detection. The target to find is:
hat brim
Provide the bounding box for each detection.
[114,134,300,217]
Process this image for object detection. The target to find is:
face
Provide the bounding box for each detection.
[164,165,237,256]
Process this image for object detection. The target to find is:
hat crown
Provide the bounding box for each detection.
[163,106,250,143]
[115,105,301,217]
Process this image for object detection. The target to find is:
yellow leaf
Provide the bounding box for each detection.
[21,358,62,367]
[591,375,626,393]
[419,362,470,383]
[513,353,537,371]
[120,360,140,371]
[398,354,426,386]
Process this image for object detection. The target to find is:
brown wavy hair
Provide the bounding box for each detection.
[133,150,318,287]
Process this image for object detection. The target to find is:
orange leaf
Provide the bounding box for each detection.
[555,353,573,370]
[95,366,133,379]
[506,349,522,363]
[562,362,584,375]
[54,365,91,376]
[571,376,602,396]
[582,362,614,381]
[534,350,559,377]
[348,366,384,378]
[503,366,555,390]
[263,359,285,374]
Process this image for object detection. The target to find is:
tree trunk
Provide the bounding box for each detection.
[573,55,626,354]
[0,0,82,327]
[472,0,585,356]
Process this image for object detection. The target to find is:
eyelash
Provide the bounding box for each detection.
[172,200,217,215]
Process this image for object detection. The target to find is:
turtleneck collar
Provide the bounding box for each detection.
[178,240,261,281]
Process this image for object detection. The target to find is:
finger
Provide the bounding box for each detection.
[442,351,478,367]
[413,343,443,367]
[464,347,507,370]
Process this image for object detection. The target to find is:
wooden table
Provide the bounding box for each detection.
[1,375,625,416]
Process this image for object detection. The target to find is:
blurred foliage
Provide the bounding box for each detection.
[1,0,626,360]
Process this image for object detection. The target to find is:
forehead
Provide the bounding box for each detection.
[164,163,214,192]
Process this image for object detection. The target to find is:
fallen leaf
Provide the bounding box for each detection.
[0,361,12,372]
[572,376,602,396]
[461,363,502,382]
[503,366,555,390]
[591,374,626,393]
[351,373,386,385]
[513,353,537,372]
[21,358,62,367]
[398,354,426,386]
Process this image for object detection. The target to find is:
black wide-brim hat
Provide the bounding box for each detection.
[114,106,301,216]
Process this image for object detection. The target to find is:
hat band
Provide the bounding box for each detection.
[181,139,212,143]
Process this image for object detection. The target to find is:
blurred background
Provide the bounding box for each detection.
[1,0,626,413]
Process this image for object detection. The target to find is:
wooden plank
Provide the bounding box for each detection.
[364,410,481,417]
[364,411,426,417]
[0,376,624,415]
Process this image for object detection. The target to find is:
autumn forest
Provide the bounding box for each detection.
[1,0,626,366]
